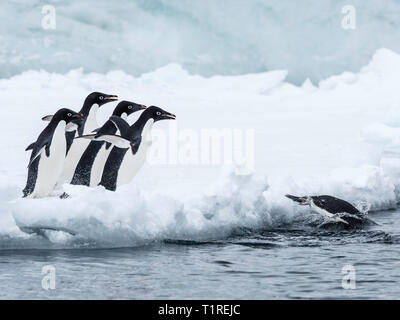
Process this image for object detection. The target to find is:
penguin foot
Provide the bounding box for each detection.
[59,192,70,199]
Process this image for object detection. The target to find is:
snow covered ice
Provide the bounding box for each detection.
[0,48,399,248]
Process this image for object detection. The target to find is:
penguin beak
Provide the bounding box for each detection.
[162,113,176,120]
[104,95,118,102]
[139,104,147,110]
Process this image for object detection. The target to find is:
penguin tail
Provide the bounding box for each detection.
[25,142,36,151]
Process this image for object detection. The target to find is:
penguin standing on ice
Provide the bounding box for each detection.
[70,101,146,187]
[23,108,85,198]
[44,92,118,187]
[285,194,376,228]
[80,106,176,191]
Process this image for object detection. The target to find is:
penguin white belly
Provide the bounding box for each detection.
[310,201,334,218]
[310,201,350,224]
[117,120,154,187]
[90,125,123,187]
[90,144,112,187]
[58,138,91,185]
[57,107,99,186]
[82,105,100,133]
[30,122,66,198]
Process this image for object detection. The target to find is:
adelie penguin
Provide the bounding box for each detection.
[43,92,118,187]
[23,108,85,198]
[285,194,377,229]
[80,106,176,191]
[70,100,146,187]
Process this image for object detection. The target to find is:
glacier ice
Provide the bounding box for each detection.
[1,0,400,83]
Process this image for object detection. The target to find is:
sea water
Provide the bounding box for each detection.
[0,209,398,299]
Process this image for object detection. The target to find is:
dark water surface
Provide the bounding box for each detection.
[0,210,399,299]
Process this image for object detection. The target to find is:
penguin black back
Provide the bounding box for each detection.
[23,157,40,197]
[99,147,129,191]
[311,195,362,216]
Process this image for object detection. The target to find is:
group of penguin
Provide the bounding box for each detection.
[23,91,375,230]
[23,92,176,199]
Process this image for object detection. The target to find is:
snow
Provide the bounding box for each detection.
[1,48,400,248]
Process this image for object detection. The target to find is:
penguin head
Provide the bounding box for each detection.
[113,101,146,117]
[52,108,86,123]
[285,195,311,206]
[145,106,176,122]
[85,92,118,107]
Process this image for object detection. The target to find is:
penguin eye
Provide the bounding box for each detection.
[99,96,104,100]
[156,111,161,116]
[128,105,133,109]
[67,113,72,117]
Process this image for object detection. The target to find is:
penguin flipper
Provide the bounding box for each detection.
[130,136,141,155]
[42,115,53,121]
[76,134,97,140]
[45,143,50,157]
[331,215,349,225]
[27,146,46,168]
[365,217,379,226]
[77,134,130,148]
[96,134,131,148]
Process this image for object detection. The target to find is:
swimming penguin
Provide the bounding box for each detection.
[48,92,118,187]
[285,194,376,228]
[70,101,146,187]
[80,106,176,191]
[23,109,85,198]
